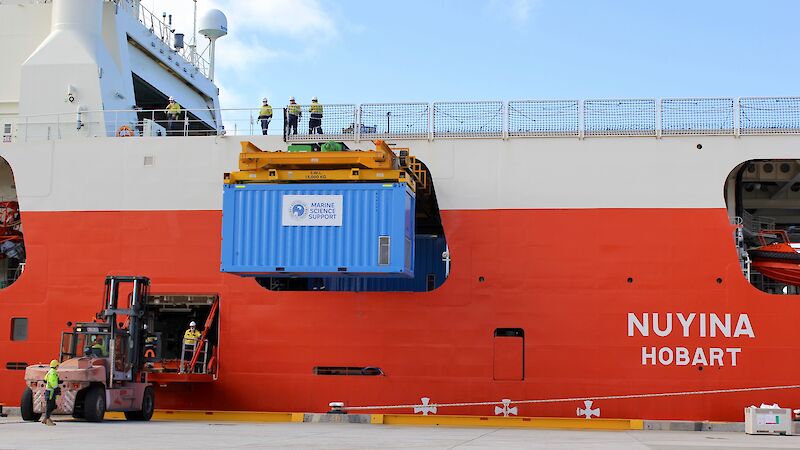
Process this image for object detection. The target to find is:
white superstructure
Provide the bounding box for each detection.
[0,0,223,140]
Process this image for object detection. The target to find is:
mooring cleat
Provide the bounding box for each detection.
[328,401,346,414]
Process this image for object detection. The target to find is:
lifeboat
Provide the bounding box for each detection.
[749,230,800,285]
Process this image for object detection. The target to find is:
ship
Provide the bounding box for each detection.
[2,0,800,423]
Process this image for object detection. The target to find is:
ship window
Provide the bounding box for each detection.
[313,366,384,376]
[5,362,27,370]
[3,124,10,134]
[11,317,28,341]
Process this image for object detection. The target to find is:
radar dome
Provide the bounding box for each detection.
[198,9,228,40]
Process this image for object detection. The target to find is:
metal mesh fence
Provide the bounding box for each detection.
[508,100,579,137]
[433,101,503,138]
[740,97,800,135]
[218,108,284,137]
[661,98,734,135]
[583,99,656,136]
[359,103,429,139]
[17,97,800,142]
[285,104,356,141]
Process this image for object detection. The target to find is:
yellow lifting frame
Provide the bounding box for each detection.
[237,140,399,171]
[226,168,415,190]
[226,140,420,189]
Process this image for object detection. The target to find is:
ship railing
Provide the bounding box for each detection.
[116,0,211,78]
[741,210,776,236]
[8,96,800,142]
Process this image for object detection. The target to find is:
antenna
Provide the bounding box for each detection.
[191,0,198,65]
[198,9,228,81]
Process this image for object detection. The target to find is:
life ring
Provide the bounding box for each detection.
[144,349,156,358]
[116,125,134,137]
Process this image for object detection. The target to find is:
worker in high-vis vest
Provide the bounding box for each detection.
[165,96,182,135]
[90,335,107,357]
[42,359,59,426]
[309,96,323,134]
[258,98,273,135]
[286,97,301,135]
[182,321,202,372]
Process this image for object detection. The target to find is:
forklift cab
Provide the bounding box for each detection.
[56,276,150,384]
[60,323,112,360]
[58,322,134,381]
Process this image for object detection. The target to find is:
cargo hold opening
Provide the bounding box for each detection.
[0,157,25,289]
[142,294,219,377]
[725,160,800,294]
[255,158,451,292]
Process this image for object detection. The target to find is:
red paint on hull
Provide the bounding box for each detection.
[0,208,796,421]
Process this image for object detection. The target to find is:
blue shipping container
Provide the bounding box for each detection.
[221,182,415,276]
[315,235,447,292]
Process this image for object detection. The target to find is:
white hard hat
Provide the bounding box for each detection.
[312,96,318,102]
[168,96,174,101]
[189,321,196,327]
[289,96,295,101]
[262,97,268,103]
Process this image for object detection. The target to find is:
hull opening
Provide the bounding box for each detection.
[142,294,219,378]
[0,157,24,289]
[726,159,800,293]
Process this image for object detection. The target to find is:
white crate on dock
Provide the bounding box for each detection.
[744,407,793,435]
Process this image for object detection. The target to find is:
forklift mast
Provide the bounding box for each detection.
[98,276,150,382]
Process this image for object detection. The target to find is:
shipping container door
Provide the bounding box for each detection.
[493,328,524,381]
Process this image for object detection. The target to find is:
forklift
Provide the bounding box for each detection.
[20,276,155,422]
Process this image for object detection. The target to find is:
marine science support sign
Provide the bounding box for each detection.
[282,195,343,226]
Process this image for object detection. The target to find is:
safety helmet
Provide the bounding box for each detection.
[289,96,295,102]
[49,360,58,368]
[262,97,268,103]
[311,96,318,102]
[189,321,197,327]
[168,96,174,102]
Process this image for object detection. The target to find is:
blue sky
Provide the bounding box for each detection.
[161,0,800,107]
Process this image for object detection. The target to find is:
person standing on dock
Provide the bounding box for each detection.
[309,97,323,134]
[165,97,182,135]
[41,360,59,426]
[286,97,301,135]
[258,98,273,135]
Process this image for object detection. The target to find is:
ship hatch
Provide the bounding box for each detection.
[141,294,219,382]
[726,159,800,294]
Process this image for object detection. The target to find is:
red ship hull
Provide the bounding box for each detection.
[1,206,796,421]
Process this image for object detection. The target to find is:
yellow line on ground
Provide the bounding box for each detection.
[376,414,644,430]
[106,410,294,422]
[105,410,643,430]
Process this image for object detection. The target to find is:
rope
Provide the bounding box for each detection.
[341,384,800,411]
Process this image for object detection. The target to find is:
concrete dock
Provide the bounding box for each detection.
[2,417,800,449]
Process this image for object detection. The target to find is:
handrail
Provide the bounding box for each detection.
[117,0,210,77]
[6,96,800,142]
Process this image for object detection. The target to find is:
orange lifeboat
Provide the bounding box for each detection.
[749,230,800,285]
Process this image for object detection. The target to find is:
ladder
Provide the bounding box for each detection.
[188,296,219,374]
